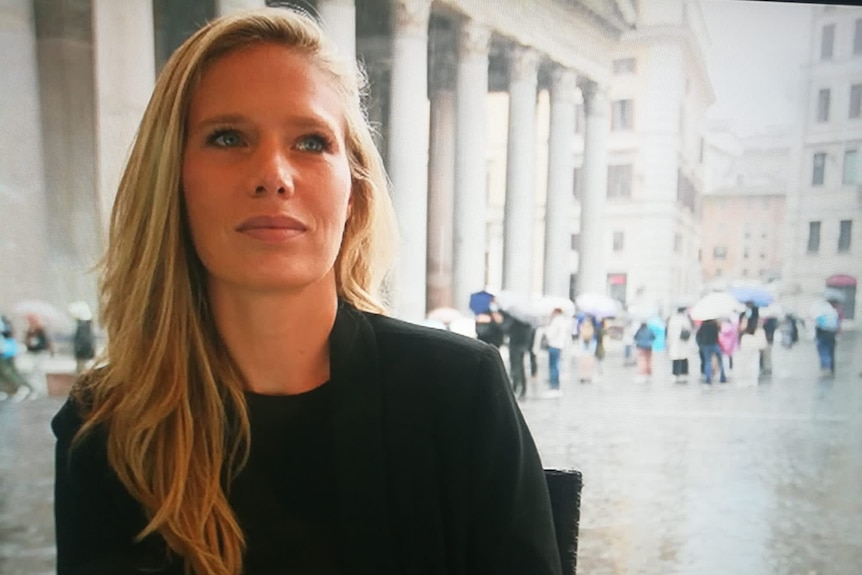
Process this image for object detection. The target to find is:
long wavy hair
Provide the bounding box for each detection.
[72,8,397,575]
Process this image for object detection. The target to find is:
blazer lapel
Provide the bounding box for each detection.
[328,302,398,574]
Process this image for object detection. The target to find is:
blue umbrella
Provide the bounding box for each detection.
[728,286,774,307]
[469,290,495,314]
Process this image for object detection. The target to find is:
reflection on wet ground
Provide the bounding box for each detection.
[1,335,860,574]
[519,333,862,575]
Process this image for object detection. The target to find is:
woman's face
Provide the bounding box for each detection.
[182,42,352,296]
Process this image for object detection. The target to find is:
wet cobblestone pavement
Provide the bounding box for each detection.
[1,335,860,574]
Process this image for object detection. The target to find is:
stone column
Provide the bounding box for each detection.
[34,0,101,306]
[452,20,491,313]
[0,0,49,305]
[502,45,541,298]
[388,0,431,321]
[543,67,578,299]
[578,80,609,295]
[215,0,265,14]
[317,0,356,63]
[92,0,155,230]
[426,32,456,311]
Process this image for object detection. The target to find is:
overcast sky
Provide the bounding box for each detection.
[699,0,815,136]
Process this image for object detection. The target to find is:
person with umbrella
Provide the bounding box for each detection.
[666,307,693,383]
[813,297,841,377]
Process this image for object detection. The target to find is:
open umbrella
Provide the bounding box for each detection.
[728,285,774,307]
[575,292,618,319]
[495,291,545,326]
[426,307,463,326]
[689,292,746,321]
[468,290,495,314]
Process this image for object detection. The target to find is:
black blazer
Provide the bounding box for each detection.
[53,302,561,575]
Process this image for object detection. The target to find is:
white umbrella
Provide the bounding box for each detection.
[575,292,619,319]
[759,303,784,319]
[495,290,545,326]
[426,307,463,326]
[689,292,746,321]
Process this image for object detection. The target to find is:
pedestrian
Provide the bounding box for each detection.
[633,322,656,382]
[574,314,598,382]
[504,313,533,399]
[718,317,739,372]
[666,307,693,383]
[23,313,52,394]
[779,313,800,348]
[544,308,569,394]
[738,300,759,338]
[51,9,561,575]
[0,315,33,401]
[473,298,504,348]
[814,299,841,377]
[696,318,727,385]
[69,302,96,375]
[760,315,778,375]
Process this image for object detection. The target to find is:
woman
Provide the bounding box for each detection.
[51,9,560,575]
[666,307,693,383]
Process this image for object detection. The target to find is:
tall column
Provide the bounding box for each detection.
[92,0,155,230]
[578,80,609,295]
[388,0,431,321]
[215,0,266,14]
[34,0,101,307]
[317,0,356,63]
[452,20,491,313]
[502,45,540,298]
[543,67,578,299]
[426,34,456,311]
[0,0,49,306]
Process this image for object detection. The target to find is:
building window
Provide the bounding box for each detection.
[572,167,580,199]
[613,57,636,74]
[743,247,750,259]
[759,252,766,260]
[742,268,749,277]
[571,233,580,251]
[607,164,633,198]
[715,268,723,277]
[612,231,624,252]
[611,100,634,131]
[855,19,862,55]
[713,246,727,259]
[821,23,835,60]
[850,85,861,119]
[838,220,852,252]
[844,149,859,185]
[808,221,821,253]
[674,233,682,253]
[812,152,826,186]
[817,89,831,122]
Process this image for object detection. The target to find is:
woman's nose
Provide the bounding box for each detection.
[252,140,295,197]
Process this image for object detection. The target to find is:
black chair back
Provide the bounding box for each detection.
[544,468,583,575]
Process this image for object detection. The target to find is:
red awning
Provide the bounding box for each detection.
[826,274,857,287]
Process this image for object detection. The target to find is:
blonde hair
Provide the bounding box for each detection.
[73,8,397,575]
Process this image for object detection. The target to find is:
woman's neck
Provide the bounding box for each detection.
[207,280,339,395]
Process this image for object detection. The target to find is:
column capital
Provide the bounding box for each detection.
[550,66,578,102]
[579,79,609,117]
[508,45,541,84]
[457,20,491,58]
[393,0,432,37]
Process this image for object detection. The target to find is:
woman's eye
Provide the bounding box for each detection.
[207,129,244,148]
[295,134,330,153]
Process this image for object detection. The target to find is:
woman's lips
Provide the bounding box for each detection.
[236,215,307,242]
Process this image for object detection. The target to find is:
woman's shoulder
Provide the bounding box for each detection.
[364,311,498,367]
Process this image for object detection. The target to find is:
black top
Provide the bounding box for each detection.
[52,302,561,575]
[697,319,720,346]
[234,386,341,575]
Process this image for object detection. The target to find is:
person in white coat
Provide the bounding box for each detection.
[666,307,693,383]
[544,308,571,394]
